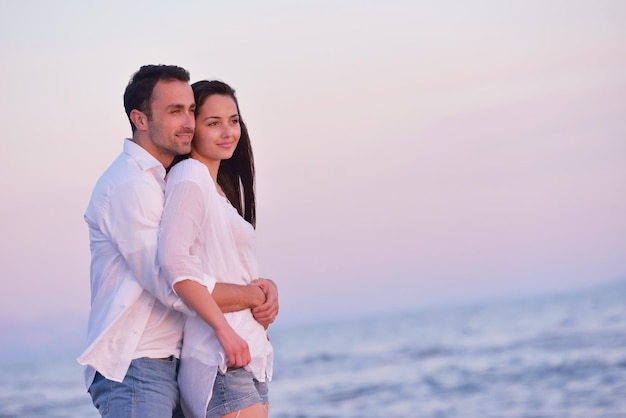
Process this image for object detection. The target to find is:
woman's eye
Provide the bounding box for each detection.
[232,118,240,124]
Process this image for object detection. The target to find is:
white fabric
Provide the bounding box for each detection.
[134,296,184,359]
[159,159,273,418]
[77,139,215,389]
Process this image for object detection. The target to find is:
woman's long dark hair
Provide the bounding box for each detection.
[191,80,256,227]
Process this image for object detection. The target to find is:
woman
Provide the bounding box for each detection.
[159,80,274,418]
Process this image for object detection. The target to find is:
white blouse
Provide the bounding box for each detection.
[159,158,273,418]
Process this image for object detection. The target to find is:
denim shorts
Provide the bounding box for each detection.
[207,367,269,418]
[88,356,182,418]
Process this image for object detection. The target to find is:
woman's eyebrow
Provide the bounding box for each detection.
[202,114,239,120]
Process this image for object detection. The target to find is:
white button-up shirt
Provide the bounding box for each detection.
[77,140,215,389]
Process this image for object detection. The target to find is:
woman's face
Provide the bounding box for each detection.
[192,94,241,164]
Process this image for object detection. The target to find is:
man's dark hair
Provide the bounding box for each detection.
[123,65,190,132]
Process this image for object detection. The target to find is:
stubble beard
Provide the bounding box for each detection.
[151,129,194,161]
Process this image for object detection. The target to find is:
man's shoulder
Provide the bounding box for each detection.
[91,153,161,200]
[94,155,134,187]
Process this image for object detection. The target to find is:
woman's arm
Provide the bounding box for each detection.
[173,279,251,367]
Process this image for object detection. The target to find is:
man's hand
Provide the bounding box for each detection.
[250,278,279,329]
[212,282,265,313]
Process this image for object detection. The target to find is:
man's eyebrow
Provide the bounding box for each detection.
[166,103,190,110]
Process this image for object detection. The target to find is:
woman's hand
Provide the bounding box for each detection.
[173,279,251,367]
[215,324,251,368]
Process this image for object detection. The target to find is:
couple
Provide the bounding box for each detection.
[78,65,277,418]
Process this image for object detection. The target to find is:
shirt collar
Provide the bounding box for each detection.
[123,138,166,180]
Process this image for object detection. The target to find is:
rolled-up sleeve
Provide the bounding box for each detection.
[159,178,216,297]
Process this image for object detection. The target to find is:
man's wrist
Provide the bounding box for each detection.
[246,283,266,308]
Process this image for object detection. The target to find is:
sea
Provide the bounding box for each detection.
[1,280,625,418]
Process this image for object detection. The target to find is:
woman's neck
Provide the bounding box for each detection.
[190,150,220,185]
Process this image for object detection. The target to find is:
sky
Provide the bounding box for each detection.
[0,0,625,334]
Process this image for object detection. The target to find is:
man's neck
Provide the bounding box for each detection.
[132,134,174,169]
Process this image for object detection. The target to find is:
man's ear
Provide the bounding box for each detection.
[130,109,148,131]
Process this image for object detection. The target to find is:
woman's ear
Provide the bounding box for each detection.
[130,109,148,131]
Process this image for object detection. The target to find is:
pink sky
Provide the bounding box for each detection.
[0,1,625,327]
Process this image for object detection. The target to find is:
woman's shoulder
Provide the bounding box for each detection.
[167,158,209,183]
[166,159,219,196]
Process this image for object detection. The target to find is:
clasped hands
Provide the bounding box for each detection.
[249,278,279,329]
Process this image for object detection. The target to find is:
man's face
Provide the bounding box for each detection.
[144,79,195,165]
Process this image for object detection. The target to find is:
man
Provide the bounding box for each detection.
[78,65,278,417]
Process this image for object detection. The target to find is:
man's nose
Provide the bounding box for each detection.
[183,111,195,129]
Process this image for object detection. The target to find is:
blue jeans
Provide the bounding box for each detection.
[88,357,183,418]
[207,367,269,418]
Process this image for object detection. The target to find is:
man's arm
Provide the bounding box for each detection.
[219,279,279,329]
[212,282,266,313]
[178,279,278,317]
[106,179,193,313]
